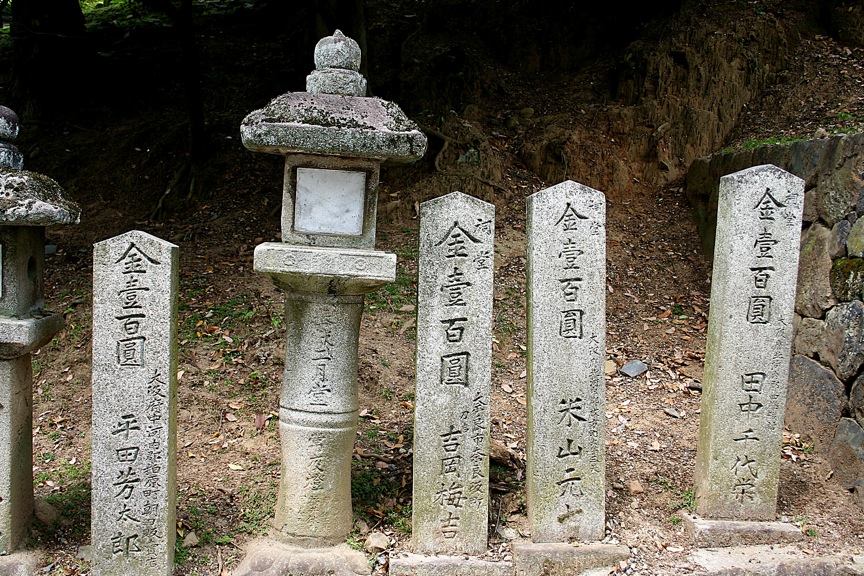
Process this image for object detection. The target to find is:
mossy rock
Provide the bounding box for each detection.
[830,257,864,302]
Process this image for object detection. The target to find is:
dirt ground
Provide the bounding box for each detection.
[5,1,864,575]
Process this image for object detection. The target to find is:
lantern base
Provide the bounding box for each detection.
[233,539,370,576]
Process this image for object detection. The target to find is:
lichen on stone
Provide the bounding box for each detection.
[241,91,426,163]
[0,169,81,225]
[831,257,864,302]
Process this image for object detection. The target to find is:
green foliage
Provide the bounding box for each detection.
[235,483,277,534]
[387,504,412,534]
[720,135,806,154]
[45,480,91,537]
[673,488,696,512]
[174,538,191,565]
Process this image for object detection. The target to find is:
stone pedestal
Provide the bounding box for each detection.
[680,513,803,548]
[234,244,394,575]
[389,554,512,576]
[512,542,630,576]
[234,540,369,576]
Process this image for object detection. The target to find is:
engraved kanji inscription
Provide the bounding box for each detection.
[559,278,582,302]
[117,337,145,367]
[557,398,586,426]
[435,221,481,258]
[555,203,589,231]
[111,414,141,439]
[111,532,141,556]
[558,238,583,270]
[441,352,470,387]
[556,439,583,459]
[559,309,583,338]
[440,511,460,539]
[741,372,766,393]
[440,317,467,343]
[747,296,772,324]
[116,447,140,463]
[734,428,760,443]
[754,228,779,258]
[754,189,786,220]
[750,266,774,289]
[441,266,472,306]
[434,482,467,509]
[739,395,764,417]
[556,469,584,497]
[731,454,759,479]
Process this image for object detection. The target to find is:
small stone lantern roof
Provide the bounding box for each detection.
[0,169,81,226]
[240,30,426,165]
[0,105,80,226]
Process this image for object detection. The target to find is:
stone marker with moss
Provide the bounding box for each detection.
[689,165,805,546]
[513,180,628,575]
[410,191,494,556]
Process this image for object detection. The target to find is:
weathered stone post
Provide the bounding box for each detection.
[234,31,426,576]
[685,165,806,547]
[394,192,496,570]
[91,231,179,576]
[513,181,627,575]
[0,106,80,568]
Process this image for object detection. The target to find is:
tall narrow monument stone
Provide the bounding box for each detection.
[0,105,79,566]
[694,165,804,523]
[412,191,494,555]
[525,180,607,542]
[91,231,178,576]
[513,181,628,575]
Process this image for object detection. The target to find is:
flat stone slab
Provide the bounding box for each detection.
[620,359,647,377]
[389,554,512,576]
[232,539,369,576]
[512,542,630,576]
[254,243,396,294]
[689,544,864,575]
[0,312,63,359]
[0,551,41,576]
[681,512,803,547]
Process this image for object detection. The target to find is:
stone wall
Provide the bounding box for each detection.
[686,133,864,500]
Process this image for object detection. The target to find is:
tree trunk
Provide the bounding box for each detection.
[10,0,87,121]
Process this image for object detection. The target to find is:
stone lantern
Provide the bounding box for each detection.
[235,32,426,575]
[0,106,80,562]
